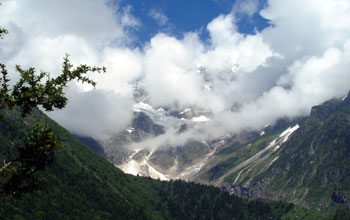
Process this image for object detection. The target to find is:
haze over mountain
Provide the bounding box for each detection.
[1,0,349,146]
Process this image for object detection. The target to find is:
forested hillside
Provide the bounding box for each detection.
[0,108,308,220]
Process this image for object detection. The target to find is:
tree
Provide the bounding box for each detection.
[0,23,105,197]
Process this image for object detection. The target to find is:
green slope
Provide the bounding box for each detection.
[0,108,300,219]
[225,91,350,215]
[201,131,280,183]
[196,118,300,185]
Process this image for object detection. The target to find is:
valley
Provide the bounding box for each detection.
[78,89,350,216]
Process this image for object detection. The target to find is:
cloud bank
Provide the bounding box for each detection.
[1,0,349,142]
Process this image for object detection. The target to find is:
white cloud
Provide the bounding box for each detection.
[202,0,350,136]
[47,85,134,140]
[98,47,143,96]
[0,0,127,46]
[1,0,350,144]
[143,33,206,108]
[0,0,139,140]
[233,0,260,17]
[138,0,350,143]
[118,5,140,29]
[260,0,350,58]
[148,8,169,26]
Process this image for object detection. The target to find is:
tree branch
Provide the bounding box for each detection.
[0,160,12,173]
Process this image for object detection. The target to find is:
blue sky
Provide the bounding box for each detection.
[119,0,270,45]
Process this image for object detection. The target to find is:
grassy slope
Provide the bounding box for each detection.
[197,118,301,184]
[200,131,280,183]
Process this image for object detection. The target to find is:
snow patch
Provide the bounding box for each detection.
[156,107,165,112]
[279,124,300,143]
[133,102,154,112]
[126,127,135,134]
[121,160,140,176]
[234,169,244,184]
[260,131,265,136]
[191,115,210,122]
[179,108,191,115]
[144,161,168,180]
[118,150,168,181]
[273,145,280,152]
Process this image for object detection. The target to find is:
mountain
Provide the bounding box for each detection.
[80,87,350,217]
[91,97,301,183]
[94,100,217,180]
[83,82,305,184]
[0,108,308,219]
[217,91,350,214]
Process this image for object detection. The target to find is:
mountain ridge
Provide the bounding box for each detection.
[222,90,350,214]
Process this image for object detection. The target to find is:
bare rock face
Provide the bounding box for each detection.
[132,112,165,137]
